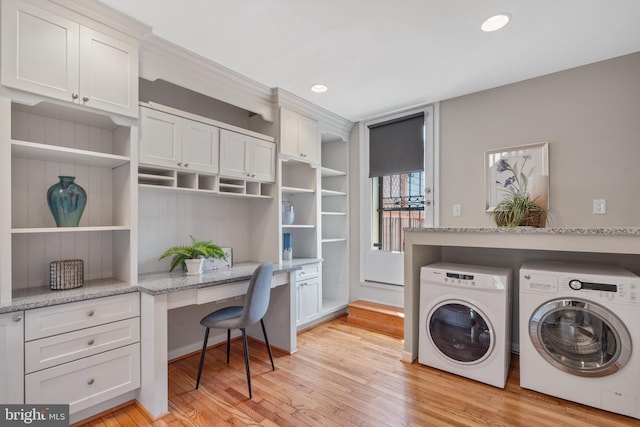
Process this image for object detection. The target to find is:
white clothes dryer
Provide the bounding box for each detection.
[419,262,512,388]
[520,261,640,419]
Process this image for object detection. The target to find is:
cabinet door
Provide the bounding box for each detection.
[0,312,24,404]
[279,107,320,165]
[219,129,249,179]
[279,107,300,158]
[79,26,138,117]
[297,278,321,325]
[251,139,276,182]
[182,119,220,174]
[25,343,140,415]
[298,114,320,164]
[140,108,182,168]
[1,0,79,102]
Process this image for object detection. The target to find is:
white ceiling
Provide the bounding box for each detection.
[99,0,640,122]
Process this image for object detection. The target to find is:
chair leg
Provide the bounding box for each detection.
[240,328,252,399]
[196,327,210,390]
[226,329,231,364]
[260,319,275,371]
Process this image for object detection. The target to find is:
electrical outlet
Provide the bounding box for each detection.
[453,204,461,217]
[593,199,606,215]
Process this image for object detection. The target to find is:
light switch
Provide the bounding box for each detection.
[453,204,461,217]
[593,199,606,215]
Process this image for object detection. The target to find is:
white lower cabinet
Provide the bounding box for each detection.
[24,293,140,415]
[25,344,140,414]
[25,317,140,373]
[0,311,24,404]
[295,263,321,326]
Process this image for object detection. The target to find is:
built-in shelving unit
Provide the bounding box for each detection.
[0,99,136,305]
[320,138,349,315]
[279,159,320,261]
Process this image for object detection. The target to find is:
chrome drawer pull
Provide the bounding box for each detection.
[87,378,95,385]
[87,339,95,346]
[87,310,95,317]
[82,96,90,102]
[13,315,22,323]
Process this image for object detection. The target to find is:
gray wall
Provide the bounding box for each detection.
[439,52,640,227]
[350,51,640,308]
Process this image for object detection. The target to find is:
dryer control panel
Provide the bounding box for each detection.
[421,263,511,291]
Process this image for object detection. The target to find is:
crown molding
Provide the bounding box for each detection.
[49,0,151,39]
[274,88,354,142]
[140,34,275,122]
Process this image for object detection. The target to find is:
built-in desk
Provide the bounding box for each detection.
[136,260,311,419]
[403,227,640,363]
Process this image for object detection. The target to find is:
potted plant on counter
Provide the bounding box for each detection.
[159,235,226,275]
[491,157,546,227]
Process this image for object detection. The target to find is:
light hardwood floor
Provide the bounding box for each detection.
[78,316,638,426]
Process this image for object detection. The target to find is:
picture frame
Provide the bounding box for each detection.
[485,142,549,212]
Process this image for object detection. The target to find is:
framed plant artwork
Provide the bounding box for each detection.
[485,142,549,212]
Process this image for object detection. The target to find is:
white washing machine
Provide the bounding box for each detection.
[419,262,512,388]
[520,261,640,419]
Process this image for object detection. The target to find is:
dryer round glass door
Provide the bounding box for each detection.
[529,298,632,377]
[427,301,494,364]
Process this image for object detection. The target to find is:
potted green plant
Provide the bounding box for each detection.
[159,235,226,275]
[491,157,546,227]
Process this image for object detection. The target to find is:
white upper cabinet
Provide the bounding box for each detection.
[140,107,220,174]
[139,108,181,168]
[182,119,220,174]
[280,107,320,165]
[220,129,275,182]
[1,0,139,117]
[77,26,138,117]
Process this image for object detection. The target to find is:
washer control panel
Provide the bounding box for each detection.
[521,267,638,304]
[561,276,637,304]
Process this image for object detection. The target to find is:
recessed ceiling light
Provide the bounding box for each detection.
[481,13,511,32]
[310,84,328,93]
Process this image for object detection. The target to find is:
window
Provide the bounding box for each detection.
[360,105,436,287]
[368,111,425,254]
[373,171,425,252]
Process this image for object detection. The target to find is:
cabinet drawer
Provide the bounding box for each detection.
[25,293,140,341]
[25,343,140,414]
[296,263,320,280]
[25,317,140,374]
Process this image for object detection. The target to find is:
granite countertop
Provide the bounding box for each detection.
[137,259,311,296]
[405,227,640,236]
[1,258,320,314]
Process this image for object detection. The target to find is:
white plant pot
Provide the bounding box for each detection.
[185,258,203,275]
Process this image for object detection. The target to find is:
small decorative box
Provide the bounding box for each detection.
[202,247,233,272]
[50,259,84,290]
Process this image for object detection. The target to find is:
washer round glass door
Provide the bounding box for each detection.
[427,300,494,364]
[529,298,632,377]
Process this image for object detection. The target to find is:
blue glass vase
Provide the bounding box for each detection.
[47,176,87,227]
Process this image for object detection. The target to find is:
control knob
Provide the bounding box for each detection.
[569,279,582,290]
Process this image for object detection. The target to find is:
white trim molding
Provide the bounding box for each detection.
[51,0,151,39]
[274,88,354,141]
[140,34,275,122]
